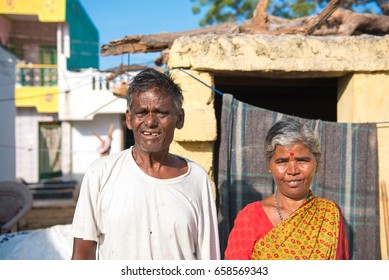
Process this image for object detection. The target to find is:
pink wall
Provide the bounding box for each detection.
[0,16,11,44]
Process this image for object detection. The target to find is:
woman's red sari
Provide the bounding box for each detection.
[224,194,349,260]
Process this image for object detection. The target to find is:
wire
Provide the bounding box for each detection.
[168,68,224,96]
[0,144,103,154]
[0,80,94,103]
[84,97,121,119]
[0,68,133,103]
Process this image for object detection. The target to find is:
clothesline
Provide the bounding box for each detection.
[167,67,224,96]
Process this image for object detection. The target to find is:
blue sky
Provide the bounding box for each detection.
[79,0,205,70]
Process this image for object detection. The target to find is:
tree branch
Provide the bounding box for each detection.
[270,0,343,35]
[240,0,270,34]
[304,0,344,34]
[100,22,240,56]
[326,8,389,35]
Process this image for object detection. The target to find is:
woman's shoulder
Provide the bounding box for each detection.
[315,196,338,206]
[238,201,264,218]
[232,200,271,234]
[314,196,343,212]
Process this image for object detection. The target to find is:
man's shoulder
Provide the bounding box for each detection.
[180,156,207,175]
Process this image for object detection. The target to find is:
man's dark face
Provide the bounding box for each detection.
[126,90,184,155]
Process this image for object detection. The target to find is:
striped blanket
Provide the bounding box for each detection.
[217,93,380,260]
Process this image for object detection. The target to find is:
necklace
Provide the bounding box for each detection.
[274,191,312,222]
[273,192,284,221]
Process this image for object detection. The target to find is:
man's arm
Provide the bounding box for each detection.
[71,238,97,260]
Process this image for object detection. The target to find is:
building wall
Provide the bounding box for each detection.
[58,69,128,120]
[0,16,11,44]
[2,0,99,183]
[338,72,389,259]
[170,70,216,171]
[0,47,16,181]
[15,86,59,113]
[0,0,65,22]
[66,0,99,70]
[15,108,57,183]
[58,68,130,184]
[70,114,123,183]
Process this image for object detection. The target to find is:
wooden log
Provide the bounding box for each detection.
[100,22,240,56]
[327,8,389,35]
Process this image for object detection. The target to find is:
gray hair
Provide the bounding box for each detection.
[126,68,183,112]
[264,118,322,169]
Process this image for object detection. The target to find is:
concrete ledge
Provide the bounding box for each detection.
[169,34,389,73]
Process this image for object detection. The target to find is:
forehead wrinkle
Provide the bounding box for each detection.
[136,92,166,108]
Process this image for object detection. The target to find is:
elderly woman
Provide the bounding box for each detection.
[224,118,349,260]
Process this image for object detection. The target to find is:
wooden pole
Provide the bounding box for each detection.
[108,123,114,139]
[92,131,104,144]
[381,181,389,258]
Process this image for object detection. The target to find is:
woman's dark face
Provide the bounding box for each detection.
[268,142,317,200]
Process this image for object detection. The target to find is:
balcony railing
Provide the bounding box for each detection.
[16,64,58,86]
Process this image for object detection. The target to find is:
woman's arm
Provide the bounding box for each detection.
[224,202,268,260]
[336,206,350,260]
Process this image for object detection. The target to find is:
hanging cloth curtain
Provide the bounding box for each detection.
[217,93,380,260]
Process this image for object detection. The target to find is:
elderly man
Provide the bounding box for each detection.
[71,68,220,260]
